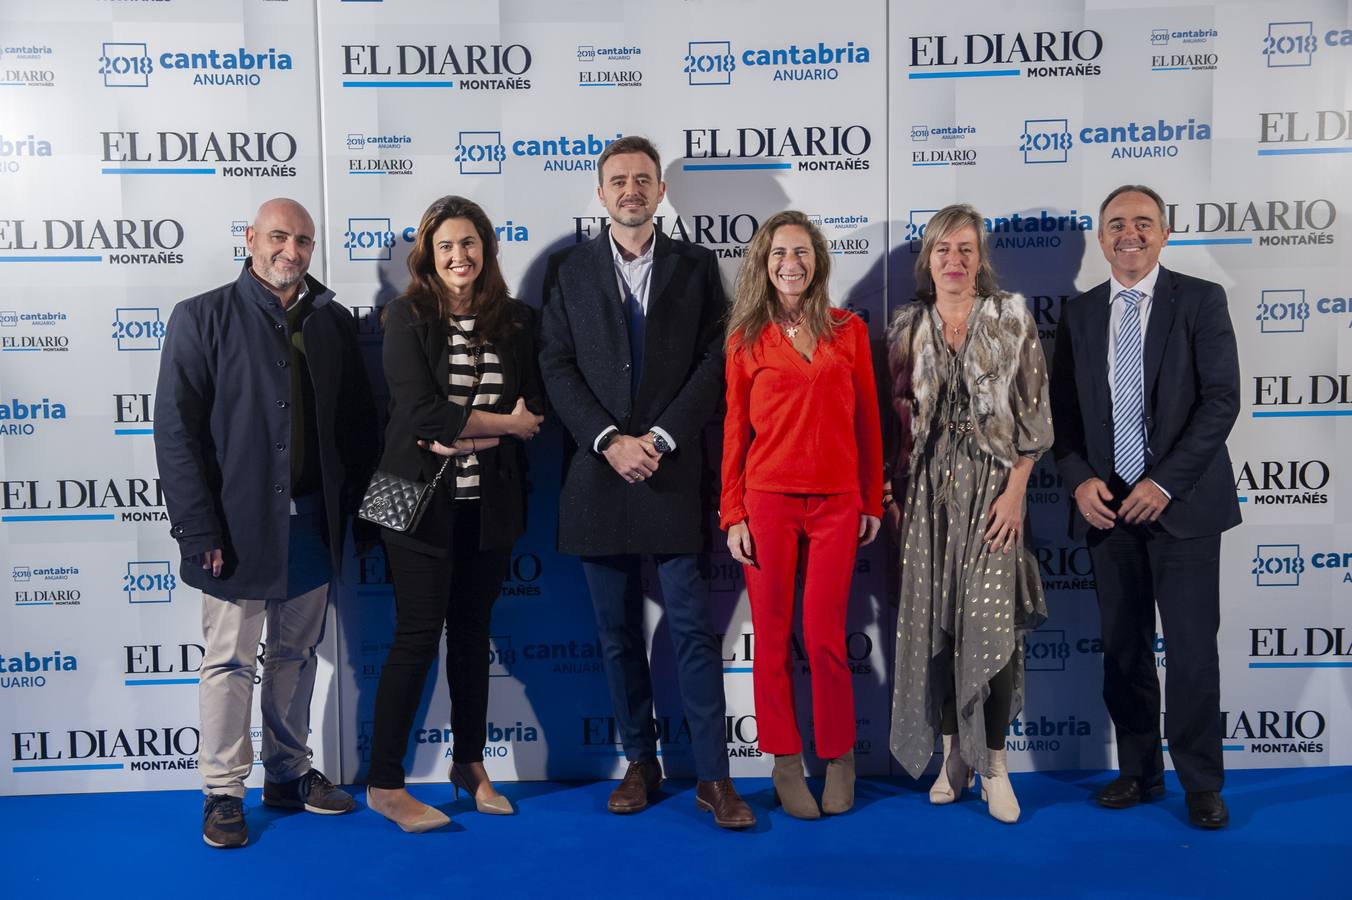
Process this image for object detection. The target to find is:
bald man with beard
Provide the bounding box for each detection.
[155,198,378,848]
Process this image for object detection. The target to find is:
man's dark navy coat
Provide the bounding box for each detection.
[154,262,378,600]
[539,229,727,556]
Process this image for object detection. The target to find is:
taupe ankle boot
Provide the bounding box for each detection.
[772,753,820,819]
[821,749,855,815]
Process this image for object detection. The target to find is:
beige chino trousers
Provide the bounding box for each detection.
[198,583,328,797]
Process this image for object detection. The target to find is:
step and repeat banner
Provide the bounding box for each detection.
[0,0,1346,795]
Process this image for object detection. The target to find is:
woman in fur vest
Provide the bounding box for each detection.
[885,203,1052,823]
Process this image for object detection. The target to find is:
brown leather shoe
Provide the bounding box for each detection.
[607,760,662,814]
[695,778,756,829]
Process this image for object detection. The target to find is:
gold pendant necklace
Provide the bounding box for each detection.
[780,312,806,339]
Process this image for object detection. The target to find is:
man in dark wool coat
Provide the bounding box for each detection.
[539,135,753,829]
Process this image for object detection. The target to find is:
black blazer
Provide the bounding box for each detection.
[376,294,544,555]
[1050,265,1242,540]
[539,229,727,556]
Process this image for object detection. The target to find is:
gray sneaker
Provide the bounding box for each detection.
[262,768,355,814]
[203,794,248,848]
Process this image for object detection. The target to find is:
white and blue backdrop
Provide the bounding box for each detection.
[1,0,1348,795]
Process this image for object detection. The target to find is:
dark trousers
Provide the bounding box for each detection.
[581,553,730,782]
[940,661,1014,751]
[368,502,511,789]
[1088,517,1224,792]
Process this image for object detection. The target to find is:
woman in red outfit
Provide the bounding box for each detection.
[721,210,883,819]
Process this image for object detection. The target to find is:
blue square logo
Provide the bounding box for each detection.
[346,217,394,261]
[112,308,164,351]
[100,42,152,87]
[1252,544,1303,587]
[1265,21,1315,67]
[489,635,515,677]
[686,41,734,85]
[455,131,504,175]
[1151,28,1170,46]
[124,560,175,603]
[907,209,938,251]
[1024,629,1069,672]
[1258,289,1307,334]
[911,125,929,141]
[577,45,595,63]
[1022,118,1071,164]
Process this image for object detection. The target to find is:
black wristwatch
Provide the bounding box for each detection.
[648,431,671,454]
[597,430,619,453]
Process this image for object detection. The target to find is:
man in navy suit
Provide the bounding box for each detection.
[1051,184,1240,829]
[539,136,754,828]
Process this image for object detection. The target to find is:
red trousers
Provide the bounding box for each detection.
[742,490,859,759]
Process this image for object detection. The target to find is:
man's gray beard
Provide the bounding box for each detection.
[257,260,305,290]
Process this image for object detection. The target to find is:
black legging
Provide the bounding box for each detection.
[367,501,511,789]
[940,661,1014,751]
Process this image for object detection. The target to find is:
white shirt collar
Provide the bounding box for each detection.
[1109,263,1160,303]
[609,230,655,267]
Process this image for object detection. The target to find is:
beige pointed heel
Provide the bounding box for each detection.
[366,787,451,833]
[449,762,515,815]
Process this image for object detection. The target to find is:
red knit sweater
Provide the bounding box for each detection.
[720,309,884,529]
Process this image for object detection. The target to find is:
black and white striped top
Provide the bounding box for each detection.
[447,314,502,500]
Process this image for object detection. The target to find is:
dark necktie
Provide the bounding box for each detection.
[626,288,645,399]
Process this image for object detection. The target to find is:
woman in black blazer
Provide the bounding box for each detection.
[366,196,544,832]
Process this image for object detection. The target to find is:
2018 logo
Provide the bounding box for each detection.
[124,561,176,603]
[112,308,165,351]
[1252,543,1304,586]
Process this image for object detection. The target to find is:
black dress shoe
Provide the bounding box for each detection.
[1186,791,1229,829]
[1096,774,1165,809]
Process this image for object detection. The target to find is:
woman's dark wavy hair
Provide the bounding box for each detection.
[387,195,515,345]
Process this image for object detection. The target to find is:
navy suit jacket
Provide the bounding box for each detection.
[539,228,727,556]
[1050,265,1242,540]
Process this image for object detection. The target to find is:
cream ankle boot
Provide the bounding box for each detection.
[980,748,1020,823]
[929,733,972,805]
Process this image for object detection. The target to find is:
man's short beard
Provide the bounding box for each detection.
[611,208,653,228]
[257,259,305,290]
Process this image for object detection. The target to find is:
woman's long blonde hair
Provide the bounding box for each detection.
[726,210,837,353]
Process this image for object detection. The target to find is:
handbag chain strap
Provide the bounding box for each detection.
[425,455,453,493]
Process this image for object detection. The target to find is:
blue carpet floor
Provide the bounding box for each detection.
[1,768,1345,898]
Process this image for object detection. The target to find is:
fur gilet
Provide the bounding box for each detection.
[886,293,1035,472]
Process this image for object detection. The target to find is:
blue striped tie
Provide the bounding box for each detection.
[1113,288,1147,483]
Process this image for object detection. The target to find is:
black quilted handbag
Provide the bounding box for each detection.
[357,458,451,533]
